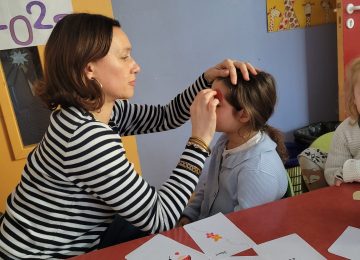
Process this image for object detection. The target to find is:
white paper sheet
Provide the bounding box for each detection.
[217,257,263,259]
[253,233,325,260]
[328,226,360,259]
[184,213,256,258]
[125,234,209,260]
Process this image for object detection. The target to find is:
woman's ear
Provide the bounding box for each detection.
[84,62,95,80]
[237,109,251,123]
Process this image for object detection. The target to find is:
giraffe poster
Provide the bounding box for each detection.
[267,0,336,32]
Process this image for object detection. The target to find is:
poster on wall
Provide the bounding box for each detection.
[266,0,336,32]
[0,0,72,158]
[0,0,73,50]
[0,47,51,146]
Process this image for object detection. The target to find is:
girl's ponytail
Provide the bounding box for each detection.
[263,125,288,163]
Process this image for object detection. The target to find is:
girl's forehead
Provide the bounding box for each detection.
[214,89,223,102]
[212,79,224,88]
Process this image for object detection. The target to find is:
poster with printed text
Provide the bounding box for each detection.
[0,0,73,50]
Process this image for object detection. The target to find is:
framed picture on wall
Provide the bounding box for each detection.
[0,46,51,160]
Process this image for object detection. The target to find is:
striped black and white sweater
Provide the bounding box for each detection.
[0,75,210,259]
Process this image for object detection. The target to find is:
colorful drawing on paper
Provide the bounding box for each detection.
[206,232,222,242]
[169,251,192,260]
[125,234,208,260]
[267,0,336,32]
[183,213,256,258]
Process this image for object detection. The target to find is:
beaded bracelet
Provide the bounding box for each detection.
[178,160,201,175]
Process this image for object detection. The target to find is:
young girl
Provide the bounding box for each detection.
[178,70,288,225]
[325,57,360,186]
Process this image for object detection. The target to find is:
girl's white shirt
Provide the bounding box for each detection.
[222,131,262,157]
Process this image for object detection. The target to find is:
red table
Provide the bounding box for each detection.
[71,184,360,260]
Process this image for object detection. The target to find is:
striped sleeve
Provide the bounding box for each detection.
[65,121,208,232]
[109,74,210,135]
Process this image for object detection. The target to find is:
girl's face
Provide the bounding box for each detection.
[354,76,360,114]
[88,27,140,102]
[212,80,244,134]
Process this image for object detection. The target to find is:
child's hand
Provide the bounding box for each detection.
[335,179,343,186]
[177,216,191,227]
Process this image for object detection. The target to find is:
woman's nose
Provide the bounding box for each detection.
[132,60,141,74]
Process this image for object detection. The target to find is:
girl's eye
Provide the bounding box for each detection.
[121,56,129,60]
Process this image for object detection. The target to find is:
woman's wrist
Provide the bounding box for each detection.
[177,137,210,176]
[203,71,214,85]
[188,136,211,155]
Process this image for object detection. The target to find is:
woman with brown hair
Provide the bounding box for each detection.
[0,13,256,259]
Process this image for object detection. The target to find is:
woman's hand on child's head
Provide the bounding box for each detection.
[190,89,219,145]
[204,59,258,85]
[177,216,191,227]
